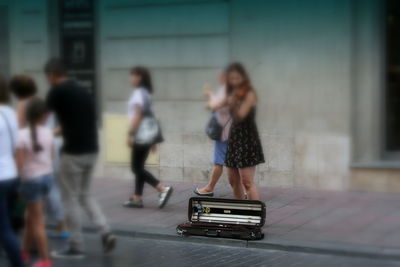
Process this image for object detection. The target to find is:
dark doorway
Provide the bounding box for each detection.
[385,0,400,152]
[59,0,96,96]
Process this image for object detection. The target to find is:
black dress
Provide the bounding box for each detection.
[225,107,265,168]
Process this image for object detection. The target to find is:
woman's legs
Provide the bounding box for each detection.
[238,166,259,200]
[22,213,34,254]
[198,141,227,194]
[197,164,223,194]
[227,167,245,199]
[25,201,50,260]
[131,144,162,201]
[0,180,24,267]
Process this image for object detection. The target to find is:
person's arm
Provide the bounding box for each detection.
[229,91,257,121]
[206,86,228,111]
[53,126,62,137]
[207,95,227,111]
[15,148,25,173]
[49,131,55,163]
[15,130,24,172]
[16,102,26,128]
[127,105,143,147]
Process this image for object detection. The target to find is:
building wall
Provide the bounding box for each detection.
[0,1,10,77]
[8,0,50,96]
[99,0,357,190]
[4,0,394,191]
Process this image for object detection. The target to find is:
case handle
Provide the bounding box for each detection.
[205,229,221,237]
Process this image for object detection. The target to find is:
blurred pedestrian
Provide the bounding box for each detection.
[194,71,232,196]
[43,59,116,259]
[0,74,24,267]
[124,66,173,209]
[16,98,53,267]
[10,75,69,239]
[225,63,265,200]
[9,75,37,128]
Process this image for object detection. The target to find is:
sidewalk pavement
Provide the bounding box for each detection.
[86,177,400,258]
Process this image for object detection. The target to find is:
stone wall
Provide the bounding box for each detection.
[4,0,391,191]
[98,0,358,190]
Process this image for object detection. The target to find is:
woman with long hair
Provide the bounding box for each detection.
[194,70,232,196]
[16,98,54,267]
[225,63,265,200]
[10,75,68,240]
[124,66,173,208]
[0,75,24,267]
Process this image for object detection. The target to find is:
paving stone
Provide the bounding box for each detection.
[82,177,400,251]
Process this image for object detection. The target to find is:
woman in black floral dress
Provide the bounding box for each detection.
[225,63,264,200]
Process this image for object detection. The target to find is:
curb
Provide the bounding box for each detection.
[48,223,400,261]
[248,238,400,261]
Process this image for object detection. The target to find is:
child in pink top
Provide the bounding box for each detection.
[16,98,53,267]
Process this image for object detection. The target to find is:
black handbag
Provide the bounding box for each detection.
[205,113,222,141]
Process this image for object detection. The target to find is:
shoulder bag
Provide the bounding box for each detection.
[134,90,164,145]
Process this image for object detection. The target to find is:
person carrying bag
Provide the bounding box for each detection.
[124,66,172,209]
[134,88,163,145]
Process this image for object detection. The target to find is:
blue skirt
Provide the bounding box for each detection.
[213,141,228,165]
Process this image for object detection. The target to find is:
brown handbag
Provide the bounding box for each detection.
[177,197,266,240]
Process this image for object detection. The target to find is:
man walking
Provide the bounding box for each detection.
[44,58,116,259]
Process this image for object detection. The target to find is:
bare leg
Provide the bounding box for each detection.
[26,202,50,260]
[132,184,166,202]
[22,212,34,254]
[239,166,259,200]
[155,183,166,193]
[198,164,223,193]
[227,167,245,199]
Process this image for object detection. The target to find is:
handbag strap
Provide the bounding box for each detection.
[214,112,231,130]
[0,108,15,154]
[140,89,154,117]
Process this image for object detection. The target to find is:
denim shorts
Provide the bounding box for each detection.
[20,174,53,203]
[213,141,228,165]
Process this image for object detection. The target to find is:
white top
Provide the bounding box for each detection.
[17,126,54,180]
[211,86,232,142]
[127,87,152,120]
[0,106,18,181]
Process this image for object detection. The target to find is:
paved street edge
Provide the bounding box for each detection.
[47,223,400,260]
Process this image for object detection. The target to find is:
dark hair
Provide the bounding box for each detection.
[25,98,47,153]
[9,75,37,99]
[225,62,253,97]
[44,58,67,76]
[130,66,153,94]
[0,74,10,103]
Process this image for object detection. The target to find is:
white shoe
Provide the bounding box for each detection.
[159,186,173,208]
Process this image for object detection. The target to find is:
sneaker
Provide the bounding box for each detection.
[102,233,117,253]
[51,247,85,260]
[123,199,144,208]
[32,259,52,267]
[159,186,173,209]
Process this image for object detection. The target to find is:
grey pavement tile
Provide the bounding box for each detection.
[83,177,400,252]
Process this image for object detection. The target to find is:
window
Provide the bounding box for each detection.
[385,0,400,153]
